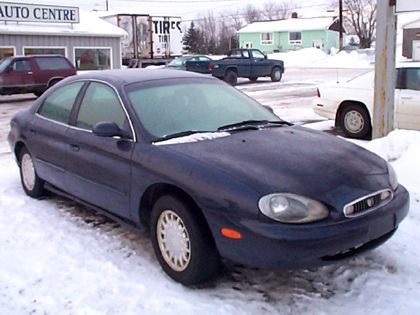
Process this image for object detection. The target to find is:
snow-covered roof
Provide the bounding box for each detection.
[0,10,127,38]
[238,17,338,34]
[403,18,420,29]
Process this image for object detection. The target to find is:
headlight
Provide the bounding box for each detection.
[387,163,398,190]
[258,193,329,224]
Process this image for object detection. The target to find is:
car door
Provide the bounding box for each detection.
[65,81,134,219]
[395,67,420,131]
[250,50,271,77]
[29,81,86,190]
[3,58,34,93]
[237,50,252,77]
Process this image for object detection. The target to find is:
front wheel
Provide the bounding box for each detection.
[339,104,372,139]
[150,195,220,285]
[224,70,238,86]
[19,147,44,198]
[270,67,282,82]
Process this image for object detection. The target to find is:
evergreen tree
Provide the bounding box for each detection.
[183,22,200,53]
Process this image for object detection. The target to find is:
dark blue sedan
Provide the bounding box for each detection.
[8,69,409,285]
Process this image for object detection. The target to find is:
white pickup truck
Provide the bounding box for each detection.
[313,62,420,139]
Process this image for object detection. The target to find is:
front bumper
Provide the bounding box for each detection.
[207,185,409,269]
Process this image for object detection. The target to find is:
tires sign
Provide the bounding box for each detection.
[396,1,420,13]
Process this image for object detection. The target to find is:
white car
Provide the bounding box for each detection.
[313,62,420,139]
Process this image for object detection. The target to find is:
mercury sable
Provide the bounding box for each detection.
[8,69,409,285]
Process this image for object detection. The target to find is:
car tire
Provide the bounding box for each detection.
[19,147,44,198]
[34,90,44,97]
[270,67,282,82]
[224,70,238,86]
[48,79,61,88]
[249,77,258,82]
[150,194,220,285]
[339,103,372,139]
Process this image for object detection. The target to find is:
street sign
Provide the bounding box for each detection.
[396,1,420,13]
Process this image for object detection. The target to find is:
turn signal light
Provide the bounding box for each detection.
[221,228,243,240]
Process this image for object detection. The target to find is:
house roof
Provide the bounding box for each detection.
[238,17,338,34]
[0,10,127,38]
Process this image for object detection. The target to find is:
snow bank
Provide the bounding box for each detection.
[269,48,373,69]
[269,48,327,67]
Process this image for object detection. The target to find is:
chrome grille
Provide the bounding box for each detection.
[343,189,393,218]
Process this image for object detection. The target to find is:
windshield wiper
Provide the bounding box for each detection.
[217,120,291,132]
[154,130,212,142]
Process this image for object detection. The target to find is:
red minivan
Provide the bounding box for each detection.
[0,55,77,97]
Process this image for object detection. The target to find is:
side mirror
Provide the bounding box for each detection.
[264,54,267,60]
[92,121,131,139]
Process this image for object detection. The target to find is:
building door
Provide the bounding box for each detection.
[413,40,420,61]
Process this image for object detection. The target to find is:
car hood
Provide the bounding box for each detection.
[161,126,390,210]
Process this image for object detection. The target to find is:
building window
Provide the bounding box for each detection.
[289,32,302,45]
[0,47,15,59]
[74,48,111,70]
[261,32,273,45]
[24,47,66,56]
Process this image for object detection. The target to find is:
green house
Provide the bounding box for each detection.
[238,17,344,54]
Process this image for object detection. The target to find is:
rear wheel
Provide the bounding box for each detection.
[150,194,220,285]
[19,147,44,198]
[224,70,238,86]
[339,103,372,139]
[270,67,282,82]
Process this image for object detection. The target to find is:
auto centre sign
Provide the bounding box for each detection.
[0,2,79,23]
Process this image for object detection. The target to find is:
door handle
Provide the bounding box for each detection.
[27,72,33,75]
[70,144,80,152]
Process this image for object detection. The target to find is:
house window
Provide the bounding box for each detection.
[261,32,273,45]
[289,32,302,45]
[74,48,111,70]
[24,47,66,56]
[0,47,14,59]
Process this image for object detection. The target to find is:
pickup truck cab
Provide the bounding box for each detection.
[211,48,284,85]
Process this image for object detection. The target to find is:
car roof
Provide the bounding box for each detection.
[397,61,420,68]
[73,68,216,85]
[9,55,67,59]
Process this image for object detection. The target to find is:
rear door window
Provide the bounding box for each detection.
[35,57,73,70]
[38,81,84,124]
[76,82,126,130]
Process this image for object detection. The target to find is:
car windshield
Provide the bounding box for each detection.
[126,79,282,140]
[0,57,11,73]
[168,57,188,66]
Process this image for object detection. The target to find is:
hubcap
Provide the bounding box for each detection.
[344,110,364,133]
[21,153,35,191]
[274,70,281,80]
[157,210,191,272]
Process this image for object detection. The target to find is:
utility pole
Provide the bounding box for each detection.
[372,0,397,139]
[338,0,343,51]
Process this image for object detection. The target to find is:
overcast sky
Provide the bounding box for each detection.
[2,0,332,19]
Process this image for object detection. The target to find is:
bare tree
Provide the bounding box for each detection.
[262,1,299,20]
[344,0,377,48]
[243,4,262,23]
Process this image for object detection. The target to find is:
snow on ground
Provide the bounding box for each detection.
[0,124,419,314]
[269,48,374,69]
